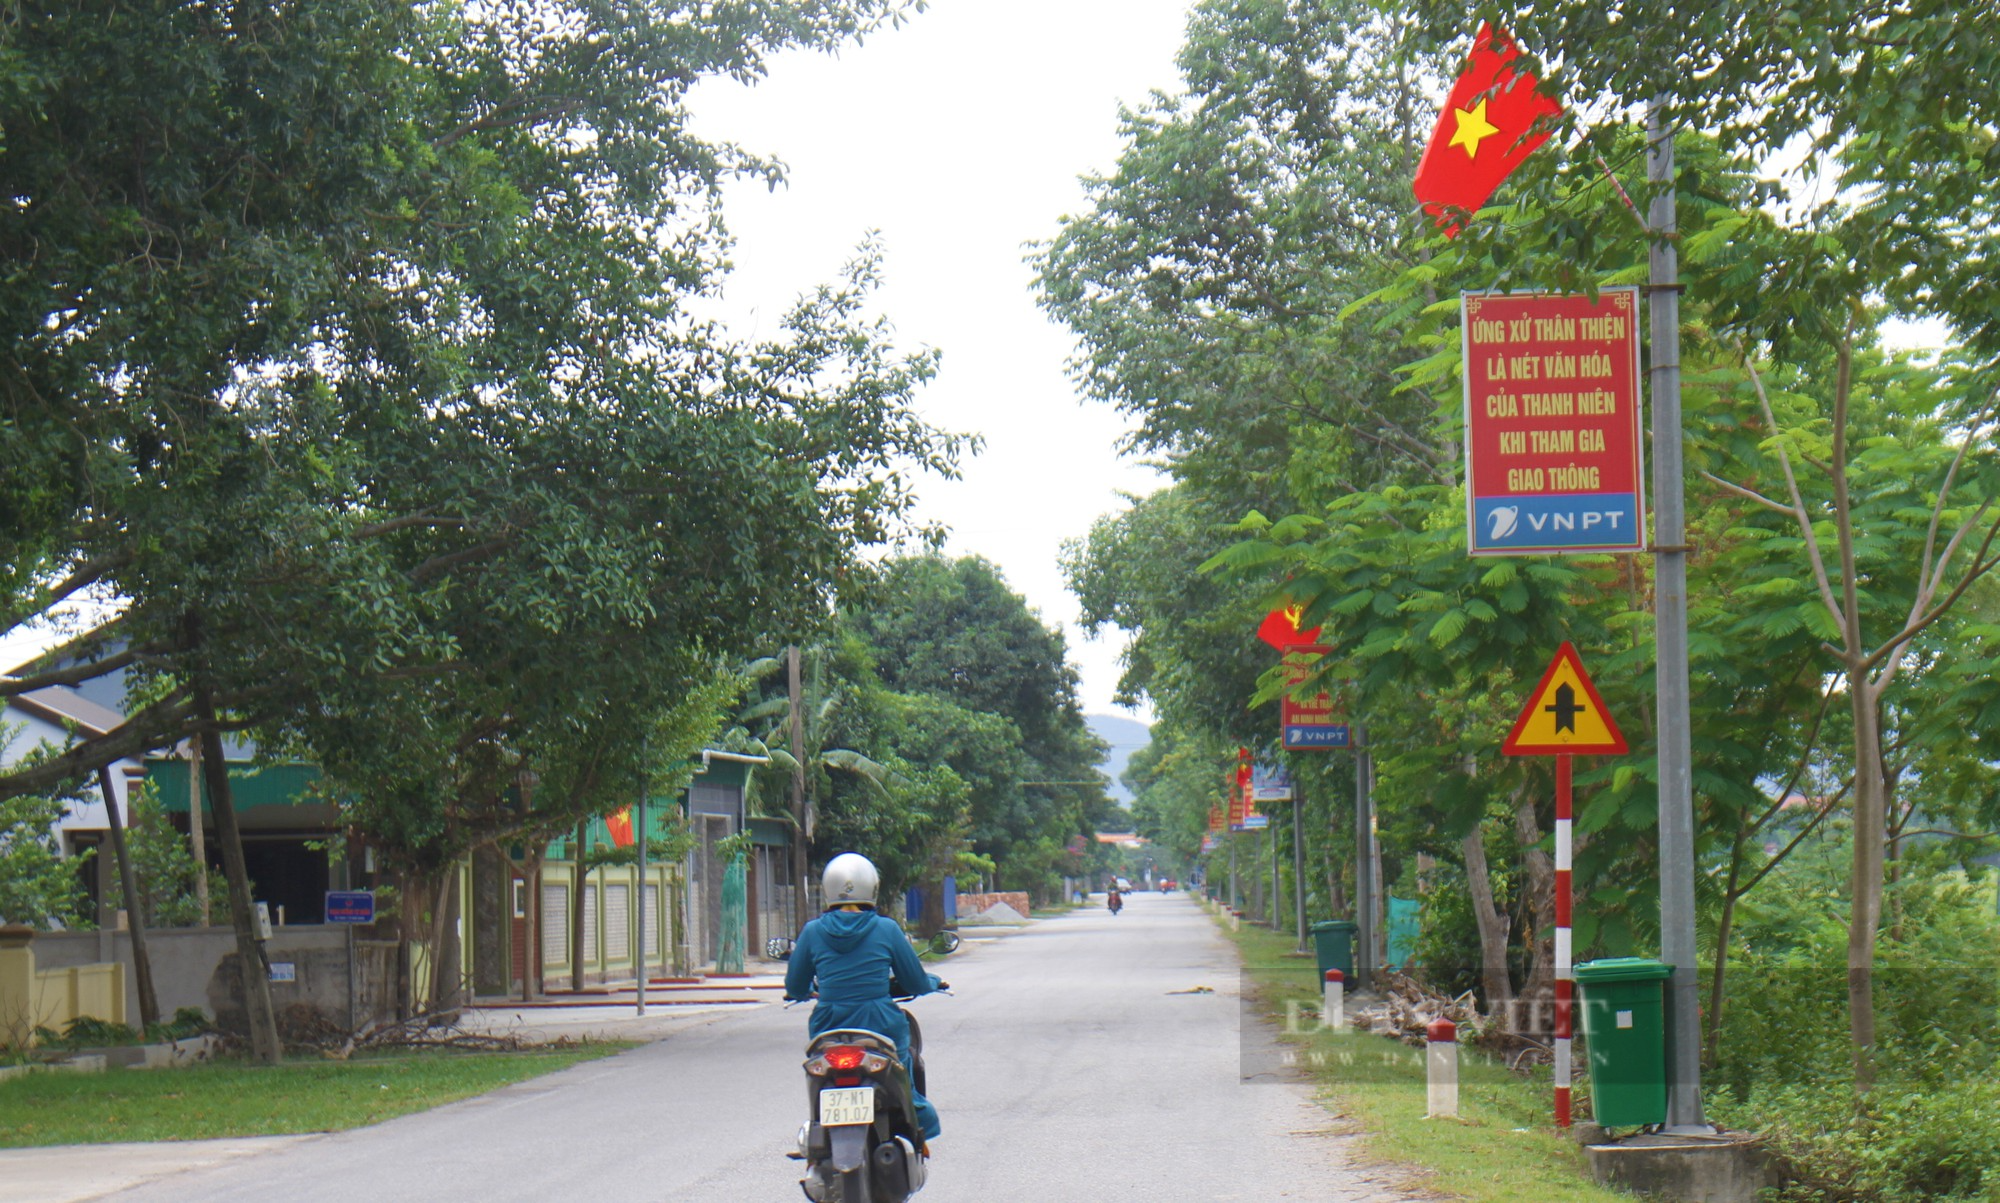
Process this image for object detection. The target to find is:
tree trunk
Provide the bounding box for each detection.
[1461,821,1515,1018]
[427,868,463,1021]
[918,879,947,938]
[1847,679,1885,1090]
[418,870,449,1015]
[1513,791,1556,1038]
[97,766,160,1029]
[1706,821,1750,1070]
[395,919,413,1023]
[1323,844,1347,919]
[199,727,281,1063]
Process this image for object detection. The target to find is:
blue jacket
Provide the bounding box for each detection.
[785,907,943,1140]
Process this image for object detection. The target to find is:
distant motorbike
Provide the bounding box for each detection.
[794,999,940,1202]
[1107,890,1123,916]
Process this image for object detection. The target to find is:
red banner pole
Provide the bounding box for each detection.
[1554,752,1574,1128]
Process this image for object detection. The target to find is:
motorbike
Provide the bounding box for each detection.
[794,1000,938,1202]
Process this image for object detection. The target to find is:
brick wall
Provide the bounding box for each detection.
[955,892,1031,921]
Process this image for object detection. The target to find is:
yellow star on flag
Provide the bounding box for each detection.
[1448,97,1499,159]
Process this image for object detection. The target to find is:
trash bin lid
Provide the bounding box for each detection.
[1573,956,1674,983]
[1310,920,1358,934]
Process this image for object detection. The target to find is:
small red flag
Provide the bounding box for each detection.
[1256,604,1322,651]
[1412,23,1564,236]
[605,807,635,849]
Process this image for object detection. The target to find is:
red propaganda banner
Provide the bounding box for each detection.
[1462,288,1645,555]
[1229,749,1254,830]
[605,807,636,848]
[1208,802,1225,834]
[1279,644,1350,750]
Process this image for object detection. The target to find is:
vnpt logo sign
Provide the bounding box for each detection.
[1476,494,1641,552]
[1524,510,1627,534]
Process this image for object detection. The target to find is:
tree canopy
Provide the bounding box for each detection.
[1040,0,2000,1109]
[2,0,957,819]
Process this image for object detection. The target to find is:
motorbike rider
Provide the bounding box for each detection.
[784,853,945,1145]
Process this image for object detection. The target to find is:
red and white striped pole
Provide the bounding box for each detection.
[1554,752,1574,1128]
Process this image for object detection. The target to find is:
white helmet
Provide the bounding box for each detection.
[822,853,880,908]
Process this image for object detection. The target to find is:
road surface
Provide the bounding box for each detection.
[95,892,1419,1201]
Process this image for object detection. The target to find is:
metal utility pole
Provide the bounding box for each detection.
[186,744,210,925]
[788,645,809,934]
[636,781,648,1018]
[1354,725,1375,991]
[1228,833,1240,911]
[1647,97,1705,1131]
[571,820,587,991]
[1292,794,1308,953]
[1268,823,1280,927]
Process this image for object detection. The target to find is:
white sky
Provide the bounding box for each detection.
[688,0,1198,719]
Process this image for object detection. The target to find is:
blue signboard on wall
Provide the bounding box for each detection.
[325,891,376,924]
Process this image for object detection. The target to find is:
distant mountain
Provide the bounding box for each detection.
[1086,713,1152,805]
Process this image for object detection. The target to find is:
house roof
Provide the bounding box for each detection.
[8,684,126,738]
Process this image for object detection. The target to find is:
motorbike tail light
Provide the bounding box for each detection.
[825,1046,866,1071]
[805,1056,830,1076]
[861,1054,888,1074]
[833,1073,863,1088]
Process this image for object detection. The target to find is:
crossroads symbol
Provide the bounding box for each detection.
[1543,683,1583,733]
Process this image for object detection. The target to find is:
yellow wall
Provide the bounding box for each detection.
[0,931,127,1049]
[537,861,677,980]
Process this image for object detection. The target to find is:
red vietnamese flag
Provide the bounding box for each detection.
[1412,23,1564,236]
[605,807,635,849]
[1256,604,1322,651]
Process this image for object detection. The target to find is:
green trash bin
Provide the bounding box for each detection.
[1310,920,1357,985]
[1574,957,1674,1128]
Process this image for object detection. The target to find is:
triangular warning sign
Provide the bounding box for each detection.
[1502,642,1627,756]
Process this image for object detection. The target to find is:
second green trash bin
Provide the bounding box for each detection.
[1310,920,1357,985]
[1574,956,1674,1128]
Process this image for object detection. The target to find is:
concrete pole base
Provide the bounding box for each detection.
[1584,1132,1772,1203]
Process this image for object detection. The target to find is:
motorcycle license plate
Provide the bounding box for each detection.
[819,1087,875,1126]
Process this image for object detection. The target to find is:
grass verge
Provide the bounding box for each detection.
[0,1043,632,1148]
[1223,915,1628,1202]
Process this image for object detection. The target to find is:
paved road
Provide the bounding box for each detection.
[89,892,1418,1202]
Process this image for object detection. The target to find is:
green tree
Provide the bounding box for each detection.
[1,0,950,797]
[1380,1,2000,1088]
[842,556,1110,896]
[0,792,89,930]
[3,0,952,1058]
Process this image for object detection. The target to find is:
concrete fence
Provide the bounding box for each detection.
[26,924,401,1038]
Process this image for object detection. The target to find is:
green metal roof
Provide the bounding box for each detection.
[146,759,323,814]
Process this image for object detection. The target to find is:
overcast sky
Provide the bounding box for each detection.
[688,0,1199,720]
